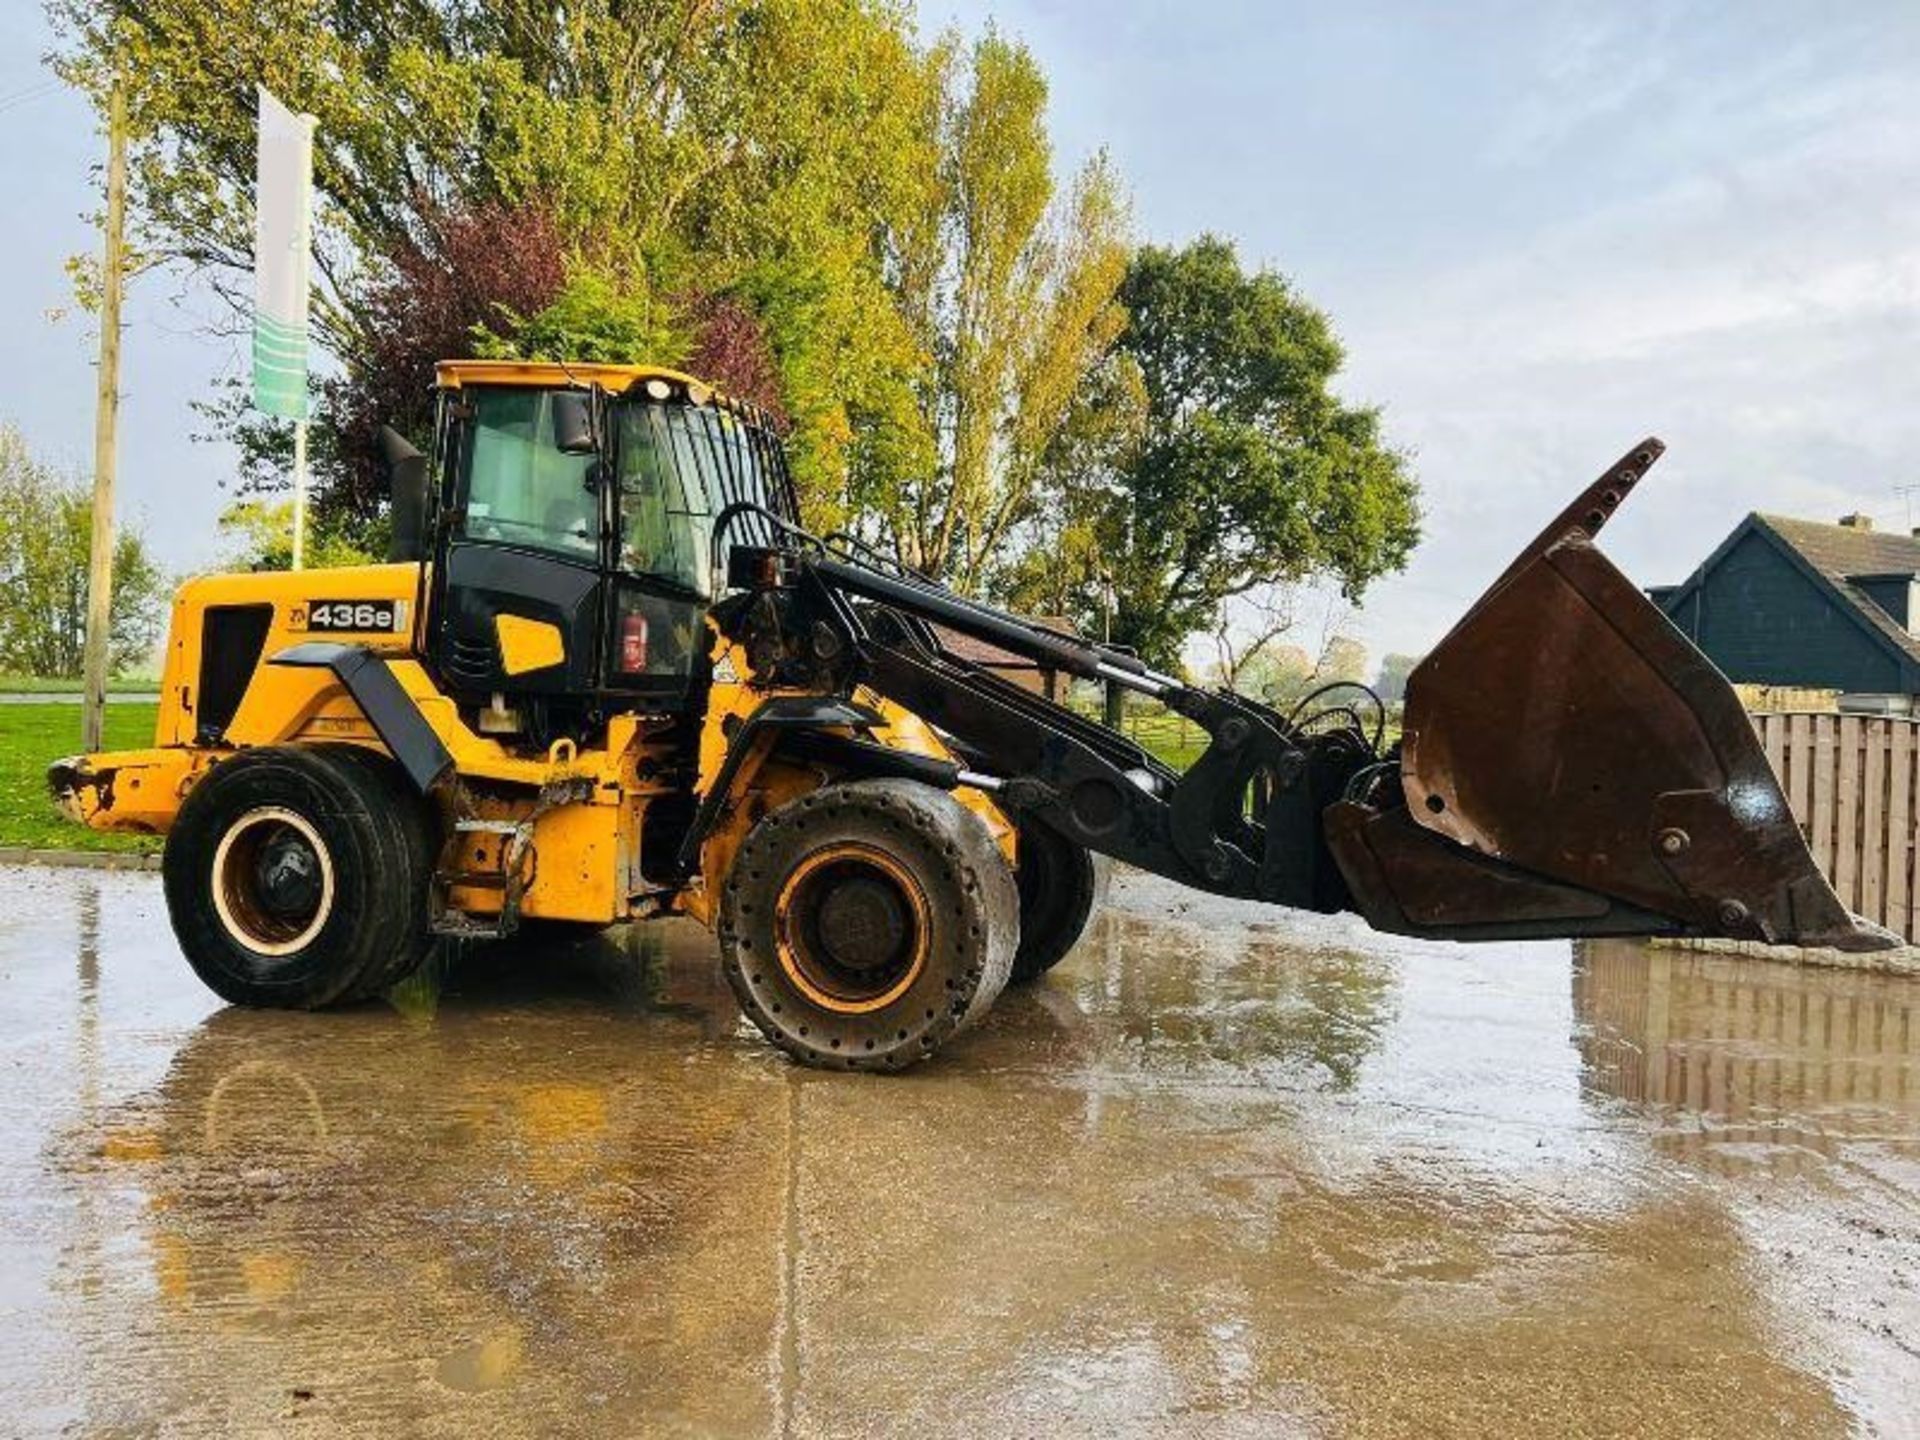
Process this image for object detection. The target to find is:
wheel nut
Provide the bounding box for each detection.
[1657,827,1689,856]
[1718,899,1750,927]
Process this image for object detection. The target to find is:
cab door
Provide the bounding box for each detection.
[431,386,607,699]
[602,399,719,709]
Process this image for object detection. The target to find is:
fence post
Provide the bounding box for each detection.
[1835,715,1861,910]
[1891,724,1913,940]
[1863,718,1886,925]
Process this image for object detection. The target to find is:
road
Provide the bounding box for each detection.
[0,863,1915,1436]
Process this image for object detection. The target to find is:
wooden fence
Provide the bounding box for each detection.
[1754,712,1920,942]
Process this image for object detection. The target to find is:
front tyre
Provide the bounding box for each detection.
[163,747,428,1009]
[718,779,1018,1071]
[1008,820,1105,985]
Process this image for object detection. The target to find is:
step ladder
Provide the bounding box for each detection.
[430,817,533,940]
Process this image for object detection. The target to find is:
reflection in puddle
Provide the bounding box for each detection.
[389,919,739,1031]
[1574,942,1920,1428]
[1017,906,1401,1091]
[1574,941,1919,1172]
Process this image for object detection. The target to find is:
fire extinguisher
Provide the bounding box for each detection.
[621,610,649,673]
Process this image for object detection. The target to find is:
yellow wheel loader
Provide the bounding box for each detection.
[50,361,1894,1070]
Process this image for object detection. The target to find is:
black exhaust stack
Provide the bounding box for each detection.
[379,425,429,563]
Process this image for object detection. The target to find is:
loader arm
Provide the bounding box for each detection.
[716,440,1894,952]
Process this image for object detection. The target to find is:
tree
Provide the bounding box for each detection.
[1232,607,1366,710]
[216,499,380,573]
[51,0,948,532]
[1005,237,1419,671]
[1208,582,1306,693]
[1373,652,1421,704]
[0,424,167,677]
[1235,644,1313,708]
[878,31,1130,591]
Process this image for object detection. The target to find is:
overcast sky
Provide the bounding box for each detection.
[4,0,1918,665]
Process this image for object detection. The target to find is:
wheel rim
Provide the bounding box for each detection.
[210,806,336,956]
[773,843,931,1014]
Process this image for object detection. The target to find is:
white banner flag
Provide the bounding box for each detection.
[253,86,314,421]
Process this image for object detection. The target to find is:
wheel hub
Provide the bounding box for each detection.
[816,876,910,972]
[210,806,337,957]
[774,843,931,1014]
[255,830,322,917]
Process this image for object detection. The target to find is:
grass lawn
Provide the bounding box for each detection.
[0,703,161,854]
[0,674,161,694]
[1106,711,1210,772]
[1134,729,1209,772]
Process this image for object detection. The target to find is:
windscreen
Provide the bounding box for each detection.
[615,399,787,596]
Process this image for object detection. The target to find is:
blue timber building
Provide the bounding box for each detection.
[1650,513,1920,705]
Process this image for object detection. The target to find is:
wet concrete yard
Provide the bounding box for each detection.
[0,863,1915,1436]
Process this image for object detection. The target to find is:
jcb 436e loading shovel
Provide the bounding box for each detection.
[51,355,1893,1074]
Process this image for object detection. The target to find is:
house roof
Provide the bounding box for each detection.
[934,617,1080,670]
[1655,513,1920,680]
[1760,515,1920,585]
[1756,515,1920,668]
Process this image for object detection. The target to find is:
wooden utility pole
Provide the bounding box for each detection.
[81,79,128,753]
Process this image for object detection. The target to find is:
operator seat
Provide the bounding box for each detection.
[543,494,598,556]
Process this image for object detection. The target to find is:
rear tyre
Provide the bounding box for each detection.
[1008,820,1105,985]
[718,778,1019,1071]
[163,746,428,1009]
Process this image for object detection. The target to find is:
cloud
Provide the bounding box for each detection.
[1328,23,1920,659]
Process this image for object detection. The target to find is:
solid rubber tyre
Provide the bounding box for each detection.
[717,778,1019,1071]
[1008,819,1105,984]
[162,746,427,1009]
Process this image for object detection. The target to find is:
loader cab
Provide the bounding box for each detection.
[417,362,795,740]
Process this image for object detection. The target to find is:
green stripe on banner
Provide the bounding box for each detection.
[254,371,308,421]
[254,334,307,364]
[253,315,308,361]
[253,314,309,420]
[253,339,307,371]
[253,368,309,420]
[255,313,306,345]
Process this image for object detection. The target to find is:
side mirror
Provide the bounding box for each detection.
[552,390,598,455]
[378,425,430,563]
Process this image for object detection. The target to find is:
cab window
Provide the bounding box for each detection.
[616,403,712,595]
[461,389,600,560]
[614,400,786,596]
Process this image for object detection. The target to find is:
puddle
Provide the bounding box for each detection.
[1576,940,1920,1160]
[0,864,1912,1434]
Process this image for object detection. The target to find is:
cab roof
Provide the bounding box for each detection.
[433,359,748,412]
